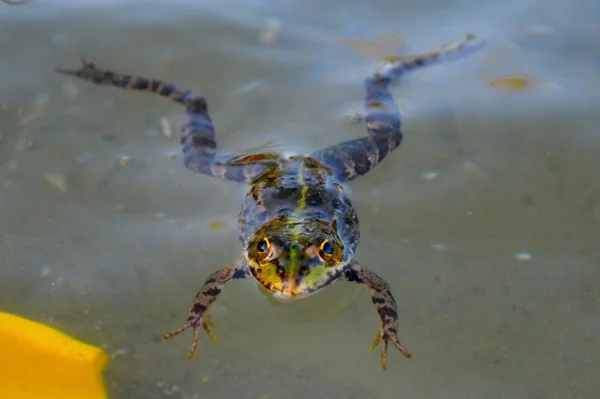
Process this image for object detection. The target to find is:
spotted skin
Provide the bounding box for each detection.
[57,34,480,370]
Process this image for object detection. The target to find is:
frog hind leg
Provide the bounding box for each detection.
[344,261,411,370]
[312,33,480,182]
[56,58,267,183]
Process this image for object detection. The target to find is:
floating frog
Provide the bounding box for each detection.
[57,33,479,370]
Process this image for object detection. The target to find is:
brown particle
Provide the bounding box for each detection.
[207,221,228,230]
[489,74,531,91]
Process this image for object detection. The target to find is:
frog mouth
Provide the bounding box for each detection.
[253,273,304,299]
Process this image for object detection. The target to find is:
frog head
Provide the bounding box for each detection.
[245,216,347,299]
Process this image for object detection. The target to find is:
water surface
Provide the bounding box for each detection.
[1,0,599,398]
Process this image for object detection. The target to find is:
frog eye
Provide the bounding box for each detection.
[318,239,333,262]
[257,237,272,261]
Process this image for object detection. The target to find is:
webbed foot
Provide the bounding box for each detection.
[370,319,412,370]
[164,314,218,359]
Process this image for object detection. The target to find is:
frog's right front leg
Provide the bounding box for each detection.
[164,258,249,358]
[56,59,268,183]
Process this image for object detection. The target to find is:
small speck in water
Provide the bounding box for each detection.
[51,275,65,286]
[118,155,131,166]
[208,221,228,229]
[111,345,134,358]
[201,377,208,383]
[514,252,533,261]
[344,111,364,125]
[258,18,281,44]
[421,170,440,180]
[40,265,52,277]
[44,173,67,193]
[160,116,173,138]
[431,242,447,251]
[229,79,266,97]
[489,75,531,91]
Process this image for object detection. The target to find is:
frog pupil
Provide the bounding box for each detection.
[321,241,332,255]
[258,239,268,253]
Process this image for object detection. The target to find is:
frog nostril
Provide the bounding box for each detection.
[299,266,309,276]
[276,265,285,277]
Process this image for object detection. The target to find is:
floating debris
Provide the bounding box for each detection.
[514,252,533,261]
[44,173,67,193]
[15,135,34,151]
[156,382,181,396]
[258,18,281,44]
[229,79,266,97]
[464,210,473,217]
[111,345,134,359]
[160,116,173,138]
[344,111,364,125]
[51,274,65,286]
[201,376,208,383]
[489,75,531,91]
[40,265,52,277]
[431,242,447,251]
[207,221,228,230]
[421,170,440,180]
[117,155,131,166]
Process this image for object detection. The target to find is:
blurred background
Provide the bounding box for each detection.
[1,0,598,398]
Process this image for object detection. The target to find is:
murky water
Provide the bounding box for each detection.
[1,0,599,398]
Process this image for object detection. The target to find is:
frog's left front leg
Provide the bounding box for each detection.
[164,258,248,358]
[344,261,411,370]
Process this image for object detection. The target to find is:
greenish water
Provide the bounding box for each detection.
[1,1,598,398]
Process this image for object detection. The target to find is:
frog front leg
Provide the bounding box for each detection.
[55,59,268,183]
[164,258,249,358]
[344,261,411,370]
[312,33,479,182]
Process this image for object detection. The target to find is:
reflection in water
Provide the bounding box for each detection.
[0,0,599,398]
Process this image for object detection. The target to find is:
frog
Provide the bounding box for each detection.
[56,33,479,370]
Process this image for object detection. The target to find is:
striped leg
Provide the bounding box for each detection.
[163,258,249,359]
[56,58,269,183]
[344,261,411,370]
[312,33,480,182]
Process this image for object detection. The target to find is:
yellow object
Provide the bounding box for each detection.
[0,311,109,399]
